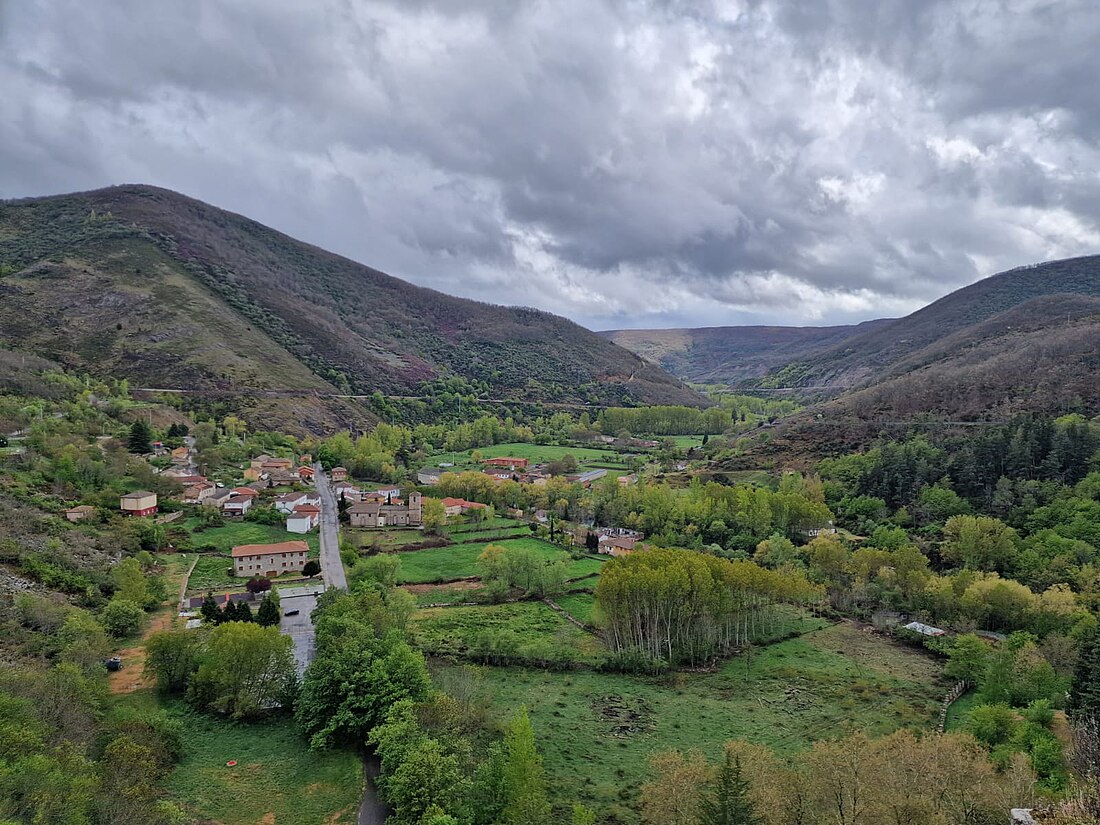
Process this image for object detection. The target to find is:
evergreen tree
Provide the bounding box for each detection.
[236,601,254,622]
[257,596,281,628]
[696,750,761,825]
[501,706,551,825]
[1069,629,1100,717]
[200,592,221,625]
[127,420,153,454]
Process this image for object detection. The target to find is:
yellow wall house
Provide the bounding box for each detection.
[120,491,158,516]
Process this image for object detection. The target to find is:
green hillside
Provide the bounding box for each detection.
[0,185,703,432]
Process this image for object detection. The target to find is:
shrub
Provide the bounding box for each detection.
[100,598,145,638]
[966,703,1018,747]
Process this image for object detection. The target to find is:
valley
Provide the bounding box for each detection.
[2,208,1099,825]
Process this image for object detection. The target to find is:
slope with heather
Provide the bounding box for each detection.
[0,185,702,433]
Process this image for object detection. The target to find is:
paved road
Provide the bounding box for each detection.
[313,464,348,591]
[278,585,323,675]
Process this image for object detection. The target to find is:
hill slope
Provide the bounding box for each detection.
[763,256,1100,389]
[0,185,702,431]
[601,320,893,384]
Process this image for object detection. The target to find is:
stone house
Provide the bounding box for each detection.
[231,540,309,577]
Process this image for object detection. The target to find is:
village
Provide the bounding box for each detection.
[69,439,658,639]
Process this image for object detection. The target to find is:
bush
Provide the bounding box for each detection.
[100,598,146,638]
[1022,699,1055,728]
[597,650,670,676]
[966,703,1018,747]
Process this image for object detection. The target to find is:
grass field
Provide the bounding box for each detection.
[667,435,706,448]
[445,527,534,544]
[183,519,320,556]
[114,694,361,825]
[444,517,525,535]
[444,622,947,820]
[411,600,604,661]
[554,591,598,624]
[944,689,981,731]
[446,624,946,822]
[394,537,601,584]
[430,442,630,471]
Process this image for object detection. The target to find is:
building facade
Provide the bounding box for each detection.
[231,540,309,577]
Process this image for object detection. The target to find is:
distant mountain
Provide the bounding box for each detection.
[761,256,1100,391]
[0,185,702,432]
[601,320,894,384]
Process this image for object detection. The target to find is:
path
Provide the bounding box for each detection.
[359,754,390,825]
[313,463,348,591]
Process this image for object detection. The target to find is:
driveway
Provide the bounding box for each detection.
[313,463,349,591]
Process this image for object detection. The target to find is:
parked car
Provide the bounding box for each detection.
[283,609,300,617]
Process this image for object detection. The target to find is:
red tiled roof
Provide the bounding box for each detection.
[292,504,321,514]
[230,540,309,558]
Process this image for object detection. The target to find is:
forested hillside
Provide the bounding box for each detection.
[0,185,702,433]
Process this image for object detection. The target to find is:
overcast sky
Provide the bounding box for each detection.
[3,1,1099,331]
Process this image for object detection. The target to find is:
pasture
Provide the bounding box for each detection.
[114,693,361,825]
[431,442,631,471]
[444,622,947,820]
[393,537,604,584]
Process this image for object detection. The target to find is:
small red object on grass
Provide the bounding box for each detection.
[226,760,238,767]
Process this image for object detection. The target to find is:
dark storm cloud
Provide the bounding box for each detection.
[1,0,1098,330]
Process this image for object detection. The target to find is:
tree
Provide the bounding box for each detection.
[642,750,711,825]
[111,557,151,608]
[256,596,281,628]
[422,497,446,535]
[199,592,220,625]
[1069,629,1100,718]
[145,630,201,694]
[696,749,761,825]
[187,622,297,718]
[245,576,272,595]
[501,706,551,825]
[942,515,1020,575]
[296,594,431,749]
[944,634,990,686]
[236,601,254,622]
[127,420,153,454]
[303,559,321,579]
[100,599,145,638]
[967,703,1021,747]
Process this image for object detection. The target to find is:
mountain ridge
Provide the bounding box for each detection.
[0,184,704,431]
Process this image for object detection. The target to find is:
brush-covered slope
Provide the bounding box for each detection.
[0,185,702,419]
[601,320,893,384]
[761,256,1100,389]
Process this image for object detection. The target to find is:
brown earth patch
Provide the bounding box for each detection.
[107,609,176,694]
[402,580,481,595]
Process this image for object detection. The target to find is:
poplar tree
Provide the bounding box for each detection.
[501,706,551,825]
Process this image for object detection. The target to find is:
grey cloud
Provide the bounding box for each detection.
[1,0,1098,331]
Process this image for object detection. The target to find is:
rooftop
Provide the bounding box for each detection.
[230,540,309,558]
